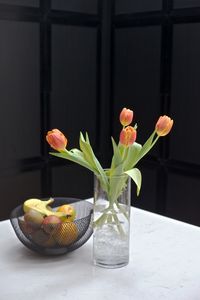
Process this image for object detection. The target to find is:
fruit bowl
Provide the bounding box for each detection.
[10,197,93,255]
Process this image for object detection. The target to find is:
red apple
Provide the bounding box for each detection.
[18,218,35,235]
[42,215,62,234]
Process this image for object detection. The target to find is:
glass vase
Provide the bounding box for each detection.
[93,174,131,268]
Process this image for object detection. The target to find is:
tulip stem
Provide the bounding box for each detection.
[93,210,127,237]
[93,198,129,237]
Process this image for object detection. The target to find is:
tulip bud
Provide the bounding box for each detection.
[155,115,173,137]
[46,129,67,151]
[119,108,133,127]
[120,126,137,147]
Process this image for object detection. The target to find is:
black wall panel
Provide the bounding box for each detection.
[0,0,39,6]
[0,1,200,226]
[52,165,93,199]
[0,21,40,166]
[114,26,161,149]
[51,0,98,14]
[174,0,200,8]
[0,171,41,220]
[167,173,200,226]
[171,24,200,164]
[51,25,97,149]
[134,167,157,212]
[113,3,200,226]
[115,0,162,14]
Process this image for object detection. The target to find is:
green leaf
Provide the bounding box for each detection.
[111,137,123,170]
[79,133,97,170]
[110,163,123,177]
[125,168,142,196]
[132,131,159,167]
[138,131,156,158]
[50,150,94,172]
[79,132,109,192]
[70,148,84,157]
[123,142,142,170]
[109,171,128,204]
[85,132,90,144]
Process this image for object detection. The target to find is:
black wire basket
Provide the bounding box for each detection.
[10,197,93,255]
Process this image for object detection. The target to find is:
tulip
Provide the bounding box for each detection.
[120,126,137,147]
[46,129,67,151]
[119,108,133,127]
[155,115,173,137]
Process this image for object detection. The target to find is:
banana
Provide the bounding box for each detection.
[23,198,65,218]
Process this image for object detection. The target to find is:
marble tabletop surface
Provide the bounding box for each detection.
[1,199,200,300]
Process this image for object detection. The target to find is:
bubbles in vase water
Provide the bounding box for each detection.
[93,224,129,265]
[93,197,130,267]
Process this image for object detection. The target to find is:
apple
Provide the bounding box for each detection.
[31,229,49,246]
[24,209,44,230]
[42,215,62,234]
[18,217,35,235]
[43,235,56,248]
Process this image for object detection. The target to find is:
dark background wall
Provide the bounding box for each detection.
[0,0,200,227]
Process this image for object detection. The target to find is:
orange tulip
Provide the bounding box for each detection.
[155,115,173,136]
[120,126,137,147]
[46,129,67,151]
[119,108,133,127]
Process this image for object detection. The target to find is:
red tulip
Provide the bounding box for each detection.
[155,115,173,137]
[119,108,133,127]
[120,126,137,147]
[46,129,67,151]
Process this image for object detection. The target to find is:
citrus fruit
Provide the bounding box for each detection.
[53,222,78,246]
[56,204,76,222]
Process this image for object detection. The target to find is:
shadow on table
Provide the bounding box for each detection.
[4,237,93,269]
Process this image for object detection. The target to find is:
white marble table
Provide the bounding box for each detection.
[1,201,200,300]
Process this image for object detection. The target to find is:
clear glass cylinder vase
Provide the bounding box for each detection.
[93,174,131,269]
